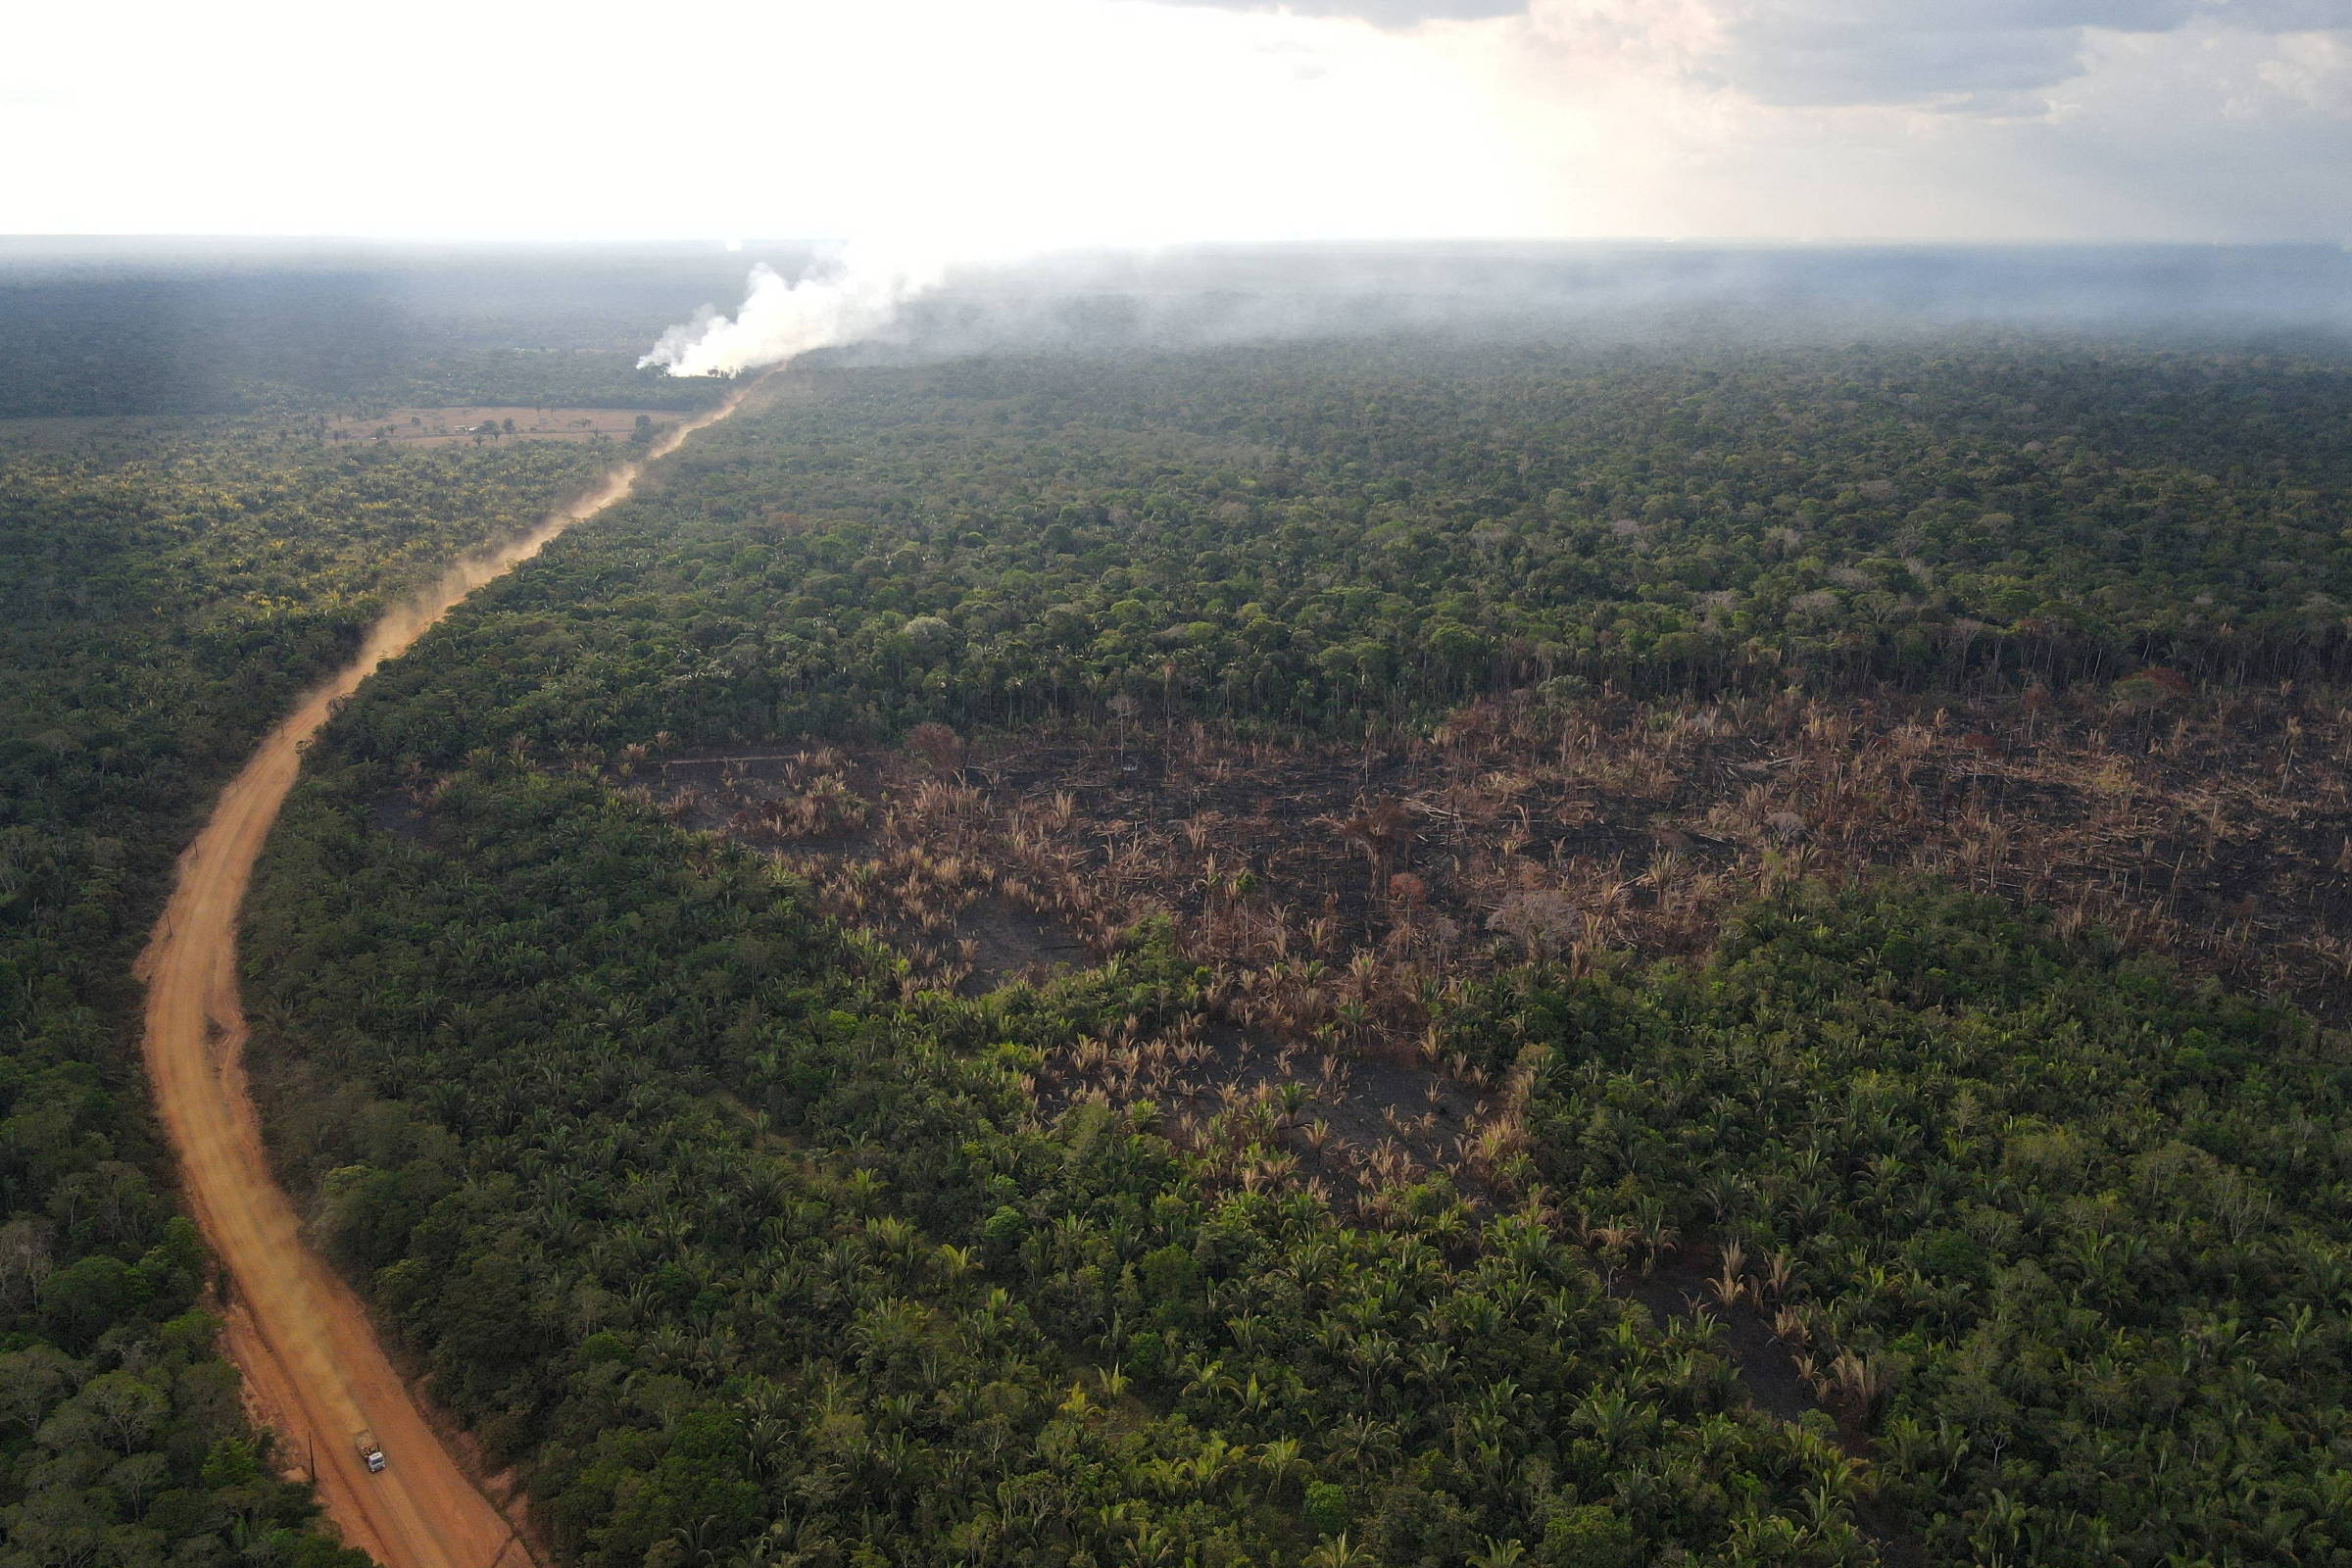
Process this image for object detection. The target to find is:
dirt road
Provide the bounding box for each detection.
[135,390,754,1568]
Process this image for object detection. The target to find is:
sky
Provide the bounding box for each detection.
[5,0,2349,246]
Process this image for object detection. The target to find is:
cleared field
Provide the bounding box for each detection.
[325,406,676,445]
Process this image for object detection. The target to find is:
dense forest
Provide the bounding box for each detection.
[342,338,2352,768]
[213,333,2352,1563]
[6,245,2352,1564]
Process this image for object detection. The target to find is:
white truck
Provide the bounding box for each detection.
[354,1429,386,1473]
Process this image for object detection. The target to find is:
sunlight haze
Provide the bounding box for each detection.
[6,0,2349,245]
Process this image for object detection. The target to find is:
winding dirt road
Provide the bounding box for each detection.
[135,392,753,1568]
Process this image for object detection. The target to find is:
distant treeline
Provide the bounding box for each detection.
[0,258,746,417]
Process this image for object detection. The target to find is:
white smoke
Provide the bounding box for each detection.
[642,242,2352,375]
[639,244,949,376]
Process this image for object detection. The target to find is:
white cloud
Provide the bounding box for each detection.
[1689,0,2352,109]
[2255,26,2352,111]
[1459,0,2352,237]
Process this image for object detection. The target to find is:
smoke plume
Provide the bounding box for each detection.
[640,241,2352,377]
[638,245,946,376]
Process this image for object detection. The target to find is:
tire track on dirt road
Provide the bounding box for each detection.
[136,384,760,1568]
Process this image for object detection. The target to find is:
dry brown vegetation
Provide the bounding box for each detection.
[324,406,675,446]
[609,676,2352,1208]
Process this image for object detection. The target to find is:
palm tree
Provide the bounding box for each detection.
[1257,1436,1305,1497]
[1305,1534,1373,1568]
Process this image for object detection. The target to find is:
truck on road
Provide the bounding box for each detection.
[354,1430,386,1473]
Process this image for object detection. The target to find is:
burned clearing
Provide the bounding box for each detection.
[583,677,2352,1219]
[631,681,2352,1030]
